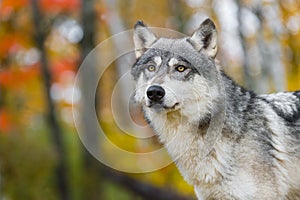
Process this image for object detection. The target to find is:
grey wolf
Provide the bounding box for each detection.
[131,18,300,199]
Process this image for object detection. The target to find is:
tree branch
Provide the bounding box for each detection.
[102,166,194,200]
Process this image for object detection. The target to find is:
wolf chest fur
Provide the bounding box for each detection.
[131,18,300,200]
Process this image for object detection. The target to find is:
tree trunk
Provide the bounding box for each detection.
[79,0,104,199]
[256,0,286,91]
[31,1,71,200]
[235,0,255,90]
[102,0,135,132]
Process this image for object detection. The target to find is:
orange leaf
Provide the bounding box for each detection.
[0,70,14,87]
[0,34,29,59]
[0,65,40,88]
[0,0,29,17]
[0,110,11,133]
[40,0,80,13]
[50,59,77,81]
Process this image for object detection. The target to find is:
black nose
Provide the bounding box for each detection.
[147,85,165,101]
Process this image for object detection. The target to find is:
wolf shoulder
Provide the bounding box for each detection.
[259,91,300,125]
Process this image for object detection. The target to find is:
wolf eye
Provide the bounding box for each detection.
[147,65,156,72]
[176,65,186,72]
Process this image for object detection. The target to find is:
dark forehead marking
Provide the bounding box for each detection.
[136,48,194,66]
[136,48,172,65]
[137,55,154,64]
[174,57,192,66]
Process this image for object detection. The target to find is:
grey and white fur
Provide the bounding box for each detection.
[131,18,300,200]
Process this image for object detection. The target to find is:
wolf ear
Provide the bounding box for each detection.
[133,20,157,59]
[189,18,218,58]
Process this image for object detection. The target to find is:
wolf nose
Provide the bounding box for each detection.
[147,85,165,101]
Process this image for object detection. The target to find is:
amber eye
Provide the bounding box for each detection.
[176,65,186,72]
[148,65,156,72]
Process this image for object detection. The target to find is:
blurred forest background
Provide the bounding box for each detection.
[0,0,300,200]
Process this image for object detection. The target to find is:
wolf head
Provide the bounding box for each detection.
[132,19,221,125]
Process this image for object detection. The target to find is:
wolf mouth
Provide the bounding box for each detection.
[148,102,180,112]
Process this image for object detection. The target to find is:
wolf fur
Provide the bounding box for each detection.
[131,19,300,200]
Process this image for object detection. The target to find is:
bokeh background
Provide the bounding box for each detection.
[0,0,300,199]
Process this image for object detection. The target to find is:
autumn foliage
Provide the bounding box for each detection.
[0,0,299,199]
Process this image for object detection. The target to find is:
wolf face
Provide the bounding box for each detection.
[132,19,221,127]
